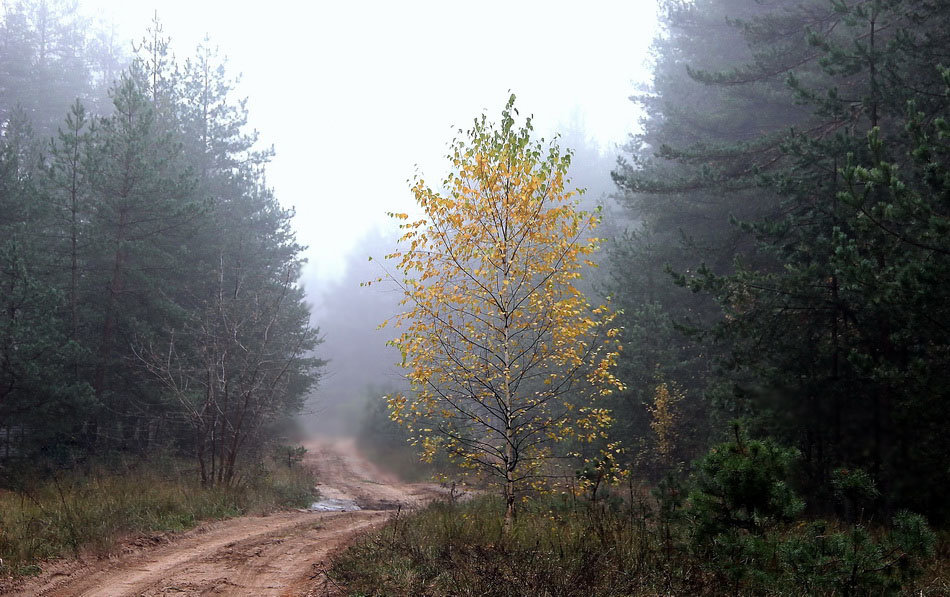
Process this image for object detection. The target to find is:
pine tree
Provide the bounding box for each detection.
[0,0,93,139]
[0,107,90,456]
[613,0,950,519]
[132,40,322,483]
[84,66,199,449]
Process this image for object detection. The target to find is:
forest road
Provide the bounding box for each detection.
[11,438,445,597]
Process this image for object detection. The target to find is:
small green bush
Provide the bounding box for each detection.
[685,429,936,595]
[687,426,804,591]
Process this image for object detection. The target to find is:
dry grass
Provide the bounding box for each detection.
[0,457,314,577]
[329,495,950,596]
[330,495,706,596]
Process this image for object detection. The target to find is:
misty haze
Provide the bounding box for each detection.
[0,0,948,595]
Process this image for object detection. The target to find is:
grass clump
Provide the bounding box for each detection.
[0,454,314,576]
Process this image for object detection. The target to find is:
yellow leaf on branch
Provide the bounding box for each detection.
[378,95,623,527]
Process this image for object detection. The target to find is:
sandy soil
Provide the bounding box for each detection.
[6,438,444,597]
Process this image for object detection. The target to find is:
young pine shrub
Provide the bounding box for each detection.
[780,470,936,596]
[687,427,937,595]
[687,424,804,593]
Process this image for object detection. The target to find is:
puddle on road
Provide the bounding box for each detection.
[309,498,361,512]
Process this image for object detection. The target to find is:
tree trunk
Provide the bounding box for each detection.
[504,480,516,532]
[504,431,516,532]
[93,209,127,402]
[196,422,208,485]
[502,289,517,533]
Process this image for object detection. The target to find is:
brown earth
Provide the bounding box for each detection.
[6,438,446,597]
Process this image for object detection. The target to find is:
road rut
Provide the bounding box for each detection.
[8,438,441,596]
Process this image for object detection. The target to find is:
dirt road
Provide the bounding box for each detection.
[9,438,442,597]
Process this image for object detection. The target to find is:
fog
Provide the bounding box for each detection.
[42,0,660,432]
[304,228,405,435]
[303,129,619,434]
[0,0,658,462]
[3,2,948,585]
[72,0,658,284]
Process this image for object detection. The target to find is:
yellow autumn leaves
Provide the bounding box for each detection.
[382,96,624,497]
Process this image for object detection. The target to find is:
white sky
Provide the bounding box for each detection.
[78,0,659,283]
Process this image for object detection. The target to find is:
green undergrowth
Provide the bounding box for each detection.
[330,495,707,596]
[331,429,947,596]
[0,455,314,577]
[330,494,948,596]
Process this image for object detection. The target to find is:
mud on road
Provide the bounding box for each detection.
[7,438,446,597]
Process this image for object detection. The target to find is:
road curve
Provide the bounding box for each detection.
[7,438,442,597]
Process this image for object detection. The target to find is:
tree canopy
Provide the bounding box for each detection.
[384,96,623,525]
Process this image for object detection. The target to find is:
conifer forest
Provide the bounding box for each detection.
[0,0,948,595]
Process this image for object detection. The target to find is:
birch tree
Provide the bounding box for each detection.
[384,96,624,526]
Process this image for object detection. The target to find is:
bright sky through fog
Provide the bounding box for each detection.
[79,0,659,282]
